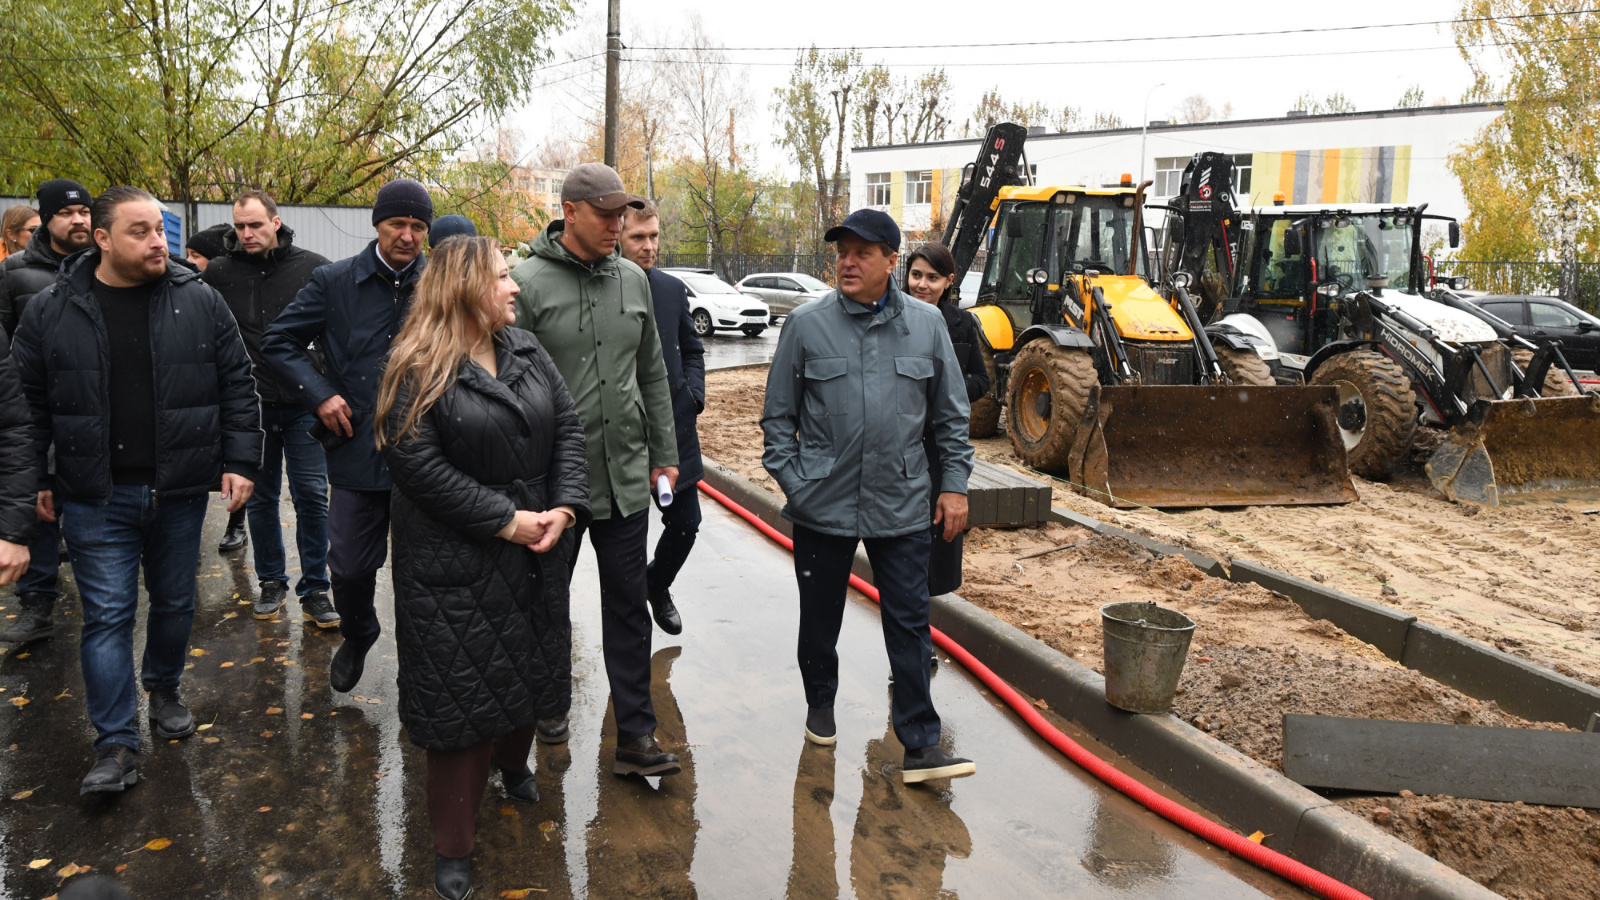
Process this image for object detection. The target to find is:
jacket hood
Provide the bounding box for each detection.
[222,222,297,259]
[20,226,69,268]
[530,220,618,272]
[59,247,204,297]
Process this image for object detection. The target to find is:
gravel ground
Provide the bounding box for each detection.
[703,366,1600,899]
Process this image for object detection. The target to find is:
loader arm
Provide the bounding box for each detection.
[942,122,1030,296]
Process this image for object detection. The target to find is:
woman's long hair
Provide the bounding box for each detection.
[1,206,37,257]
[375,236,506,448]
[906,241,957,306]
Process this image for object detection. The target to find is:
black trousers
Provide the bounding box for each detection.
[792,524,941,751]
[327,488,390,644]
[646,482,701,594]
[571,501,657,744]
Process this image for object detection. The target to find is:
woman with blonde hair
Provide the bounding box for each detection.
[1,206,40,260]
[376,235,590,900]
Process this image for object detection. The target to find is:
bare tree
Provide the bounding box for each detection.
[1175,94,1215,124]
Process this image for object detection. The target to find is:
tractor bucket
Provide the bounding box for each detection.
[1427,394,1600,506]
[1067,384,1358,509]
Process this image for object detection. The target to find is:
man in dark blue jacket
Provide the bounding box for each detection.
[13,186,262,794]
[619,202,704,635]
[261,179,431,694]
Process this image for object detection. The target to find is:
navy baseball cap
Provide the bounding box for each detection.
[824,208,901,252]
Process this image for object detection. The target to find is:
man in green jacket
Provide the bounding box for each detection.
[512,163,682,778]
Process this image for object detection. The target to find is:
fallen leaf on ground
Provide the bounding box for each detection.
[141,838,172,851]
[283,660,297,666]
[300,713,313,720]
[365,697,380,705]
[265,707,282,715]
[351,695,367,703]
[500,806,517,816]
[1248,830,1269,844]
[10,697,28,707]
[373,773,386,779]
[249,657,265,664]
[27,858,50,869]
[219,662,234,668]
[203,737,220,744]
[263,873,280,885]
[53,690,70,700]
[11,787,37,799]
[257,806,272,813]
[197,723,213,731]
[1031,698,1048,710]
[539,821,556,841]
[189,649,208,657]
[500,890,549,898]
[222,612,238,620]
[115,864,127,873]
[15,652,29,659]
[56,862,91,878]
[1195,656,1214,663]
[260,731,274,738]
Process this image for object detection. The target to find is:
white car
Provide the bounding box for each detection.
[661,268,771,338]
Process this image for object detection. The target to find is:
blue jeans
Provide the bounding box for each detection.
[17,516,60,598]
[61,486,209,751]
[248,403,330,596]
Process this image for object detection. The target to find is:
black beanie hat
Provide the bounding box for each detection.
[429,214,477,248]
[372,179,434,227]
[186,223,231,260]
[37,179,93,222]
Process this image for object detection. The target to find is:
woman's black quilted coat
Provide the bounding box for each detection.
[383,326,591,752]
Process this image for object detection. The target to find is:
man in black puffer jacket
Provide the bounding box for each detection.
[203,190,335,628]
[13,186,262,796]
[0,179,95,643]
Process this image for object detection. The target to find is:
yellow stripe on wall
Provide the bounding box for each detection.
[1391,146,1411,204]
[891,170,905,222]
[1251,152,1279,205]
[1277,151,1297,202]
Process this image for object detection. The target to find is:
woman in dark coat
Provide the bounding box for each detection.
[375,236,591,900]
[905,243,991,600]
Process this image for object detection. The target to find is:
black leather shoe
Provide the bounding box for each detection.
[80,744,138,795]
[433,854,472,900]
[329,636,376,693]
[253,580,288,620]
[613,734,681,777]
[1,592,56,642]
[647,586,683,636]
[217,516,249,553]
[804,707,836,746]
[536,717,569,744]
[149,688,195,739]
[902,745,975,783]
[499,764,541,804]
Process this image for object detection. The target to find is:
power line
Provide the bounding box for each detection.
[622,32,1600,70]
[628,7,1600,53]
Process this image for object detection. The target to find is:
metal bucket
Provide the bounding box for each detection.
[1100,601,1196,714]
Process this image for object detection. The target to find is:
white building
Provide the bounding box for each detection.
[849,103,1501,237]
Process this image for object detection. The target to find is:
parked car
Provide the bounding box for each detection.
[1467,294,1600,372]
[734,272,832,318]
[661,268,771,337]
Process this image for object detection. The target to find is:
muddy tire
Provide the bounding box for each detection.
[1215,346,1275,387]
[1309,350,1418,480]
[1512,348,1579,397]
[1006,341,1097,472]
[969,341,1002,437]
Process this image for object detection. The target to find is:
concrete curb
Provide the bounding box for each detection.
[1048,506,1226,577]
[700,457,1497,900]
[1225,563,1600,731]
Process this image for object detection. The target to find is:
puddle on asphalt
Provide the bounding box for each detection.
[0,498,1307,898]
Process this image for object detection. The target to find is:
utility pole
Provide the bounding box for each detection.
[604,0,621,168]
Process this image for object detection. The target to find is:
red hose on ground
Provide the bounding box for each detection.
[699,480,1374,900]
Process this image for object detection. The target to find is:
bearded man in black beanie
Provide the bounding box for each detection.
[0,178,94,645]
[263,178,431,693]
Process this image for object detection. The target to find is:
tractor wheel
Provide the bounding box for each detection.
[1215,346,1275,387]
[1512,348,1579,397]
[1006,341,1097,472]
[969,341,1002,438]
[1309,350,1418,480]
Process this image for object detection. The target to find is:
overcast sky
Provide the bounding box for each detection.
[512,0,1486,174]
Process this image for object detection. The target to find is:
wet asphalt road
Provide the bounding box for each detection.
[0,491,1307,899]
[701,325,780,371]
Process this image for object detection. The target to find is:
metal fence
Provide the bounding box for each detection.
[657,252,834,284]
[1433,260,1600,314]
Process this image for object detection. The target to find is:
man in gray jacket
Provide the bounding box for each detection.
[762,208,975,783]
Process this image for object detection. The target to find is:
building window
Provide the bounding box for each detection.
[535,178,547,193]
[867,172,891,206]
[1232,155,1253,197]
[906,170,932,205]
[1154,157,1187,198]
[552,179,564,195]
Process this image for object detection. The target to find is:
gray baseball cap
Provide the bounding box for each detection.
[560,163,646,211]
